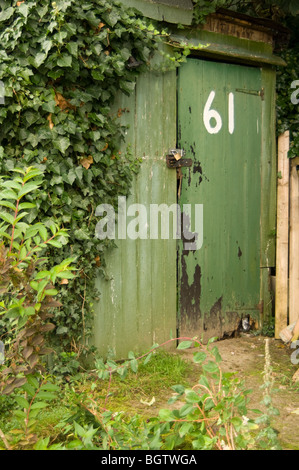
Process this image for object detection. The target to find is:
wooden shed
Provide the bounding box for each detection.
[93,0,287,359]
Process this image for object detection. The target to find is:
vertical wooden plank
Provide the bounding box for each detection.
[275,131,290,338]
[260,68,277,324]
[260,69,277,267]
[260,267,272,327]
[289,157,299,325]
[94,64,177,359]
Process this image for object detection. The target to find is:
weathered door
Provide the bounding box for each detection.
[178,58,262,341]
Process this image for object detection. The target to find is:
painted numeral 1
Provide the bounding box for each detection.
[228,92,235,135]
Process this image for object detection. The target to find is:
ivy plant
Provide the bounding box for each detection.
[0,0,164,358]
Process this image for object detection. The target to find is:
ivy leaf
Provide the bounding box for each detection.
[54,31,68,43]
[66,42,78,56]
[0,7,14,22]
[53,137,71,154]
[57,54,72,68]
[27,133,40,147]
[66,169,76,185]
[19,3,29,18]
[33,53,48,68]
[75,167,83,181]
[56,326,68,335]
[103,10,120,27]
[42,39,53,54]
[74,228,90,240]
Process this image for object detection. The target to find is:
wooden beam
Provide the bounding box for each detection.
[289,157,299,325]
[275,131,290,338]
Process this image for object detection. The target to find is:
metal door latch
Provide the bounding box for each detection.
[166,149,192,169]
[235,87,265,101]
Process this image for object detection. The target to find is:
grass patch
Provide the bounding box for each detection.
[0,350,193,449]
[86,350,193,415]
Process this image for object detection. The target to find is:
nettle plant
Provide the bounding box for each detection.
[0,167,76,395]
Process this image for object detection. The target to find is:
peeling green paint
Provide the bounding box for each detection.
[178,58,263,341]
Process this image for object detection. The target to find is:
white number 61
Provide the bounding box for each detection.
[203,91,235,135]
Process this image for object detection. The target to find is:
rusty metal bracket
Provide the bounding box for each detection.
[166,150,192,169]
[166,156,193,169]
[236,87,265,101]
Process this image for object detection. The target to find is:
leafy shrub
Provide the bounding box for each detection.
[0,167,76,395]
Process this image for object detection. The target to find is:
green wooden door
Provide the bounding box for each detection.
[178,58,262,341]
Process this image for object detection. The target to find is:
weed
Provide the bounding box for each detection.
[0,336,284,450]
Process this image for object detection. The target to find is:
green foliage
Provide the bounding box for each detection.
[276,48,299,158]
[0,375,60,450]
[51,351,81,378]
[157,339,259,450]
[0,0,297,365]
[192,0,228,23]
[0,167,77,395]
[255,339,281,449]
[192,0,299,24]
[54,338,279,450]
[0,0,162,357]
[0,337,283,450]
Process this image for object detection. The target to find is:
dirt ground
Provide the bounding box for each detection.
[111,334,299,450]
[179,335,299,450]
